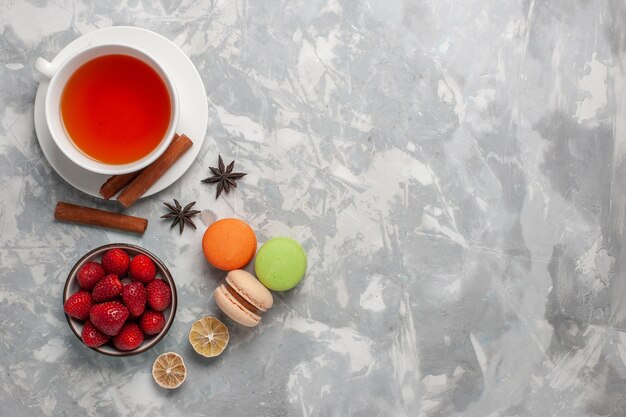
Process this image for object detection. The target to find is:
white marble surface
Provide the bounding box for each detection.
[1,0,626,416]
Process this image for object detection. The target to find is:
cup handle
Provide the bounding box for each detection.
[34,57,57,79]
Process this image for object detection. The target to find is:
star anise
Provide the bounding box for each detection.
[160,199,201,234]
[201,155,247,199]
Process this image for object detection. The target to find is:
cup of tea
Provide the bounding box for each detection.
[35,44,179,175]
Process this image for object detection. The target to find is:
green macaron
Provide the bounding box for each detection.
[255,237,307,291]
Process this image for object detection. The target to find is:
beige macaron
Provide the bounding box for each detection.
[213,270,273,327]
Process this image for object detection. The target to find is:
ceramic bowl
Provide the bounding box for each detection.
[63,243,177,356]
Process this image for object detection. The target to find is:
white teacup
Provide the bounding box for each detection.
[35,44,179,175]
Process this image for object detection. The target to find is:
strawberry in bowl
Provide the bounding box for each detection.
[63,244,177,356]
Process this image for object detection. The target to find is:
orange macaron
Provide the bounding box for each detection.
[202,218,257,270]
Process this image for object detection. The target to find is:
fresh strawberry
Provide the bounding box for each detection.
[122,282,147,317]
[89,301,129,336]
[64,290,93,320]
[129,254,156,283]
[139,310,165,335]
[92,274,123,302]
[112,323,144,351]
[146,279,172,311]
[76,262,105,290]
[81,320,110,348]
[102,248,130,276]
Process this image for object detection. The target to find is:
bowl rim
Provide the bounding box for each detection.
[63,243,178,357]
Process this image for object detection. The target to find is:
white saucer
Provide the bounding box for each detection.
[34,26,208,198]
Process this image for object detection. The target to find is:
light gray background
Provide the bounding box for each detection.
[1,0,626,416]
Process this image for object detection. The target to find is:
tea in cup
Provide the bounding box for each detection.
[35,44,179,175]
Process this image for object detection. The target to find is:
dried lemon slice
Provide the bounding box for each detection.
[189,316,229,357]
[152,352,187,389]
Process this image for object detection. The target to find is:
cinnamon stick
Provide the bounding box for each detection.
[117,134,193,208]
[99,171,142,199]
[99,133,181,199]
[54,202,148,234]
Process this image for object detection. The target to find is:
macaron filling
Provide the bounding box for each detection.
[225,284,260,315]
